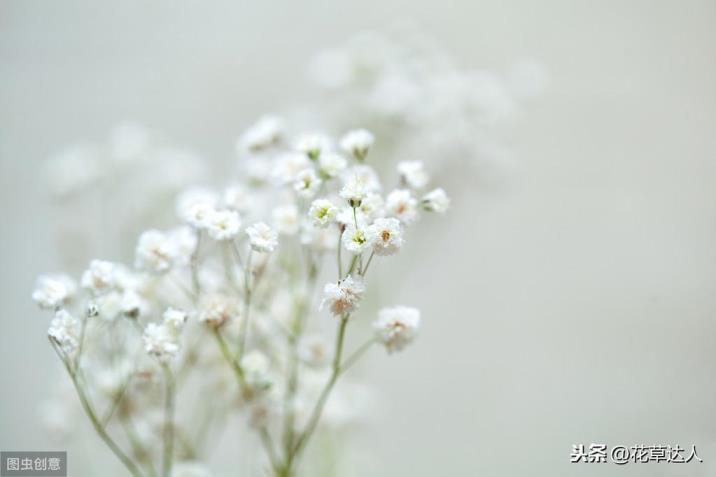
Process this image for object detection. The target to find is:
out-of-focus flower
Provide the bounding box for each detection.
[81,260,117,295]
[48,309,80,353]
[293,168,322,198]
[397,161,429,189]
[135,230,176,273]
[421,188,450,213]
[199,294,238,328]
[295,133,332,161]
[206,209,241,241]
[176,188,219,229]
[247,222,278,253]
[340,129,375,161]
[318,152,348,178]
[32,275,77,309]
[366,218,403,256]
[373,306,420,353]
[385,189,418,224]
[237,115,283,153]
[273,205,300,236]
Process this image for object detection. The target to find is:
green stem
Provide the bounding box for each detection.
[161,363,175,477]
[190,231,202,297]
[238,249,253,358]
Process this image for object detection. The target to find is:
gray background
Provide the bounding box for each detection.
[1,1,715,476]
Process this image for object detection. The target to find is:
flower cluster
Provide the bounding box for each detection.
[33,121,449,477]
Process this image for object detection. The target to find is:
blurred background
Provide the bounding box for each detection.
[1,1,715,476]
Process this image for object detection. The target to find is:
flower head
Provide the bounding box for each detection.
[247,222,278,253]
[32,274,77,309]
[367,218,404,256]
[293,168,322,198]
[308,199,338,228]
[295,133,332,160]
[385,189,418,224]
[81,260,117,295]
[373,306,420,353]
[339,174,368,207]
[318,152,348,178]
[135,230,176,273]
[421,188,450,213]
[341,223,372,254]
[340,129,375,161]
[320,276,365,317]
[143,322,180,362]
[273,205,300,236]
[397,160,430,189]
[237,115,283,152]
[206,209,241,241]
[163,307,188,332]
[48,309,80,353]
[199,294,238,327]
[176,188,218,229]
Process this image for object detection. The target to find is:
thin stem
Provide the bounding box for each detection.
[345,255,359,277]
[259,426,281,475]
[161,363,175,477]
[340,338,376,374]
[120,416,158,477]
[360,251,375,277]
[237,249,254,358]
[337,229,343,278]
[190,230,202,297]
[73,315,88,371]
[101,374,133,427]
[212,328,249,395]
[50,339,145,477]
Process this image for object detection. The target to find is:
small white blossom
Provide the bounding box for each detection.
[339,174,368,206]
[308,199,338,228]
[81,260,117,295]
[198,294,238,327]
[397,160,430,189]
[247,222,278,253]
[272,205,300,236]
[341,223,372,254]
[359,192,385,220]
[385,189,419,224]
[143,322,180,362]
[340,129,374,160]
[318,152,348,178]
[320,276,365,317]
[48,309,80,353]
[206,209,241,241]
[32,274,77,309]
[366,218,403,256]
[373,306,420,353]
[273,153,311,184]
[295,133,332,160]
[135,230,176,273]
[293,168,322,198]
[342,165,381,193]
[421,188,450,213]
[176,188,219,229]
[120,289,146,318]
[237,115,283,152]
[241,350,272,388]
[163,307,188,331]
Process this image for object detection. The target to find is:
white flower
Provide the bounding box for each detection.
[206,209,241,241]
[341,223,372,254]
[293,168,322,198]
[135,230,176,273]
[308,199,338,228]
[298,335,331,367]
[385,189,418,224]
[48,309,80,353]
[318,152,348,178]
[168,226,198,267]
[247,222,278,253]
[320,276,365,317]
[143,322,180,362]
[241,350,272,388]
[339,174,368,206]
[373,306,420,353]
[336,206,368,228]
[421,188,450,213]
[359,192,385,220]
[223,184,253,212]
[237,115,283,152]
[163,307,188,332]
[176,188,218,229]
[397,160,429,189]
[340,129,374,160]
[120,289,147,318]
[32,274,77,309]
[272,205,300,236]
[273,153,311,184]
[342,165,381,193]
[81,260,117,295]
[366,218,403,256]
[199,294,238,327]
[295,133,332,160]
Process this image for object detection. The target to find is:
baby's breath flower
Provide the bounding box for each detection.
[163,307,188,331]
[237,115,283,152]
[318,152,348,178]
[120,289,146,318]
[273,153,311,185]
[143,322,180,362]
[293,168,322,198]
[168,226,198,267]
[176,188,219,229]
[421,187,450,213]
[81,260,117,295]
[340,129,374,161]
[199,294,238,327]
[32,274,77,309]
[298,335,331,367]
[241,350,272,389]
[48,309,80,353]
[373,306,420,353]
[272,205,300,236]
[343,165,381,193]
[320,276,365,317]
[295,133,332,160]
[206,209,241,241]
[135,229,176,273]
[359,192,385,220]
[247,222,279,253]
[385,189,419,224]
[339,175,368,207]
[397,160,430,189]
[341,223,372,254]
[336,206,368,228]
[366,218,403,256]
[308,199,338,228]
